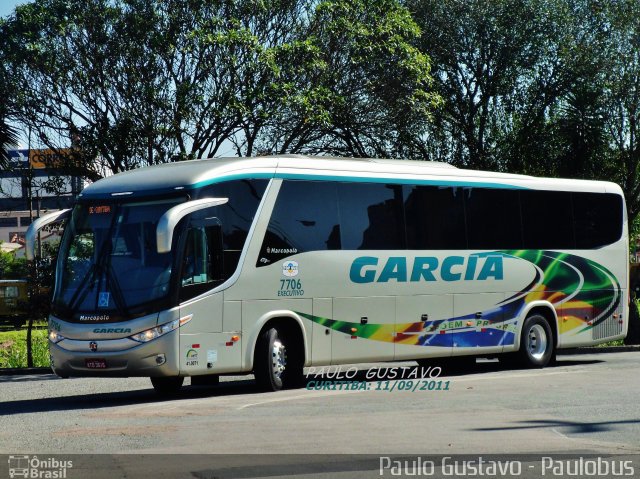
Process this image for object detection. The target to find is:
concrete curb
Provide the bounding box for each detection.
[0,367,52,376]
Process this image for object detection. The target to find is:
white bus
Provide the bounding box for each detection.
[27,156,629,393]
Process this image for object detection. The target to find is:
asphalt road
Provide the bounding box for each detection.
[1,352,639,477]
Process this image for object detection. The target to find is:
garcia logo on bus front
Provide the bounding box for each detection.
[350,254,503,283]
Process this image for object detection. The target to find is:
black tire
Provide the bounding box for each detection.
[254,326,303,391]
[517,314,554,368]
[150,376,184,395]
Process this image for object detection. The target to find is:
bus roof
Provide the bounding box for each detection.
[79,155,623,200]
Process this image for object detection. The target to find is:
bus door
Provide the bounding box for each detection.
[177,216,229,372]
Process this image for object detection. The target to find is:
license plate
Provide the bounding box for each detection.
[85,358,108,369]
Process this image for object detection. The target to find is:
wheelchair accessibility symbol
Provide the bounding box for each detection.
[98,292,110,308]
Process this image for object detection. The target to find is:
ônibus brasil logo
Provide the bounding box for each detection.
[8,455,73,478]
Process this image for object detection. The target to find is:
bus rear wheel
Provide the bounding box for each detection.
[150,376,184,395]
[517,314,554,368]
[254,326,303,391]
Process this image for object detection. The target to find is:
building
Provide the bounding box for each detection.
[1,148,83,255]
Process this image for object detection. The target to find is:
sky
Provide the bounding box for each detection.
[0,0,28,19]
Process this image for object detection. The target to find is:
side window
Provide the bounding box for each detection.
[5,286,18,298]
[258,181,340,265]
[338,183,405,249]
[521,190,574,249]
[573,192,623,248]
[405,185,467,249]
[465,188,522,249]
[179,215,224,302]
[199,179,268,277]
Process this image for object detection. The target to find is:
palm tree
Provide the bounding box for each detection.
[0,105,18,167]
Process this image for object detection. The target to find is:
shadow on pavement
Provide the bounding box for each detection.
[472,418,640,435]
[0,356,604,416]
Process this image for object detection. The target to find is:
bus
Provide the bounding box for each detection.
[0,279,28,328]
[26,155,629,393]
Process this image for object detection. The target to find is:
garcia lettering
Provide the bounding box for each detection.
[92,328,132,334]
[350,255,504,284]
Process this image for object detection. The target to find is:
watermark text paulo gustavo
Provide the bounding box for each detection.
[304,365,450,392]
[379,456,635,477]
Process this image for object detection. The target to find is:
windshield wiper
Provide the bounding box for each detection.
[105,260,129,318]
[67,208,119,315]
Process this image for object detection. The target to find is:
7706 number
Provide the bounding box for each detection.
[280,279,302,290]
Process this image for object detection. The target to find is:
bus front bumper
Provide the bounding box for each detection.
[49,329,180,378]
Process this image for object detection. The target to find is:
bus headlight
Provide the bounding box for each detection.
[49,330,65,344]
[129,319,179,343]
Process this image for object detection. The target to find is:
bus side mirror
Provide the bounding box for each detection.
[156,198,228,254]
[25,209,71,260]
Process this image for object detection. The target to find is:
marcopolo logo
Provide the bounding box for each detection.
[349,255,504,284]
[79,315,110,322]
[8,455,73,478]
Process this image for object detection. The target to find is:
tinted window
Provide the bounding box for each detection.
[259,181,340,266]
[338,183,405,249]
[405,186,467,249]
[200,179,268,275]
[520,190,574,249]
[199,179,268,250]
[0,217,17,227]
[179,216,224,302]
[465,188,522,249]
[573,192,623,248]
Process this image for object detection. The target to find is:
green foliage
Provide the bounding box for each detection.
[1,0,640,220]
[0,329,49,368]
[1,0,441,170]
[0,250,28,279]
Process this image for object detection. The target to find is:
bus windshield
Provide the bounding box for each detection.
[53,199,183,320]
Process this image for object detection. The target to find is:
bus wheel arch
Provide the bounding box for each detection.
[517,305,557,368]
[252,315,306,391]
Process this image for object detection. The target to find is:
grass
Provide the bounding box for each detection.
[597,339,625,347]
[0,328,50,368]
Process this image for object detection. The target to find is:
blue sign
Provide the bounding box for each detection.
[7,149,29,166]
[98,292,110,308]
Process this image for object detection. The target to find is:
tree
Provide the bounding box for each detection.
[405,0,602,171]
[0,18,19,168]
[0,249,28,279]
[1,0,440,179]
[600,0,640,226]
[253,0,442,158]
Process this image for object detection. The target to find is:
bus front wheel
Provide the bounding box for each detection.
[150,376,184,395]
[254,326,303,391]
[518,314,554,368]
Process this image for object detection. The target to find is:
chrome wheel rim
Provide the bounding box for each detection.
[527,324,547,361]
[271,339,287,379]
